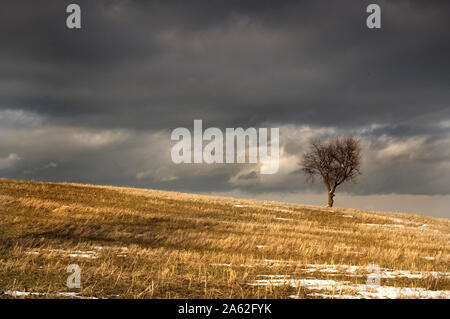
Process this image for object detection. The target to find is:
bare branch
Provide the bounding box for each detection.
[299,137,362,207]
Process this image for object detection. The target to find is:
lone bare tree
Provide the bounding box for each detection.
[300,137,361,207]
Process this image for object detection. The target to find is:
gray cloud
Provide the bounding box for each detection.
[1,1,450,129]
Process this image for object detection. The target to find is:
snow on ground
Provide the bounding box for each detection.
[264,261,450,279]
[420,256,436,261]
[2,290,99,299]
[360,223,405,228]
[249,278,347,288]
[2,290,43,297]
[26,246,130,259]
[210,263,232,267]
[257,275,291,278]
[248,278,450,299]
[26,249,98,259]
[210,263,257,268]
[389,218,406,223]
[211,260,450,280]
[245,261,450,299]
[275,217,295,221]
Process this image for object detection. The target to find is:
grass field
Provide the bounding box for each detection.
[0,178,449,299]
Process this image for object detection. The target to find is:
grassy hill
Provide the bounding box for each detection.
[0,178,449,299]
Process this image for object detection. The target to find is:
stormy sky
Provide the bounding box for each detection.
[1,0,449,217]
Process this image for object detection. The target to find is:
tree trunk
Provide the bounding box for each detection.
[328,191,335,207]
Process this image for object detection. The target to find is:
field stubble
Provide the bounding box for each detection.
[0,179,449,299]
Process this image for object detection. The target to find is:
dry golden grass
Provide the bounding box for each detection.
[0,178,449,299]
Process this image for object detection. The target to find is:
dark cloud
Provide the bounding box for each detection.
[1,0,449,129]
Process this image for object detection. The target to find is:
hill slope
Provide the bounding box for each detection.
[0,179,449,299]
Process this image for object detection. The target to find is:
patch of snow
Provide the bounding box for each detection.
[420,256,435,261]
[263,259,286,264]
[353,285,450,299]
[25,251,40,255]
[257,275,290,278]
[342,215,353,218]
[3,290,44,297]
[276,209,293,213]
[49,249,97,259]
[300,263,450,279]
[301,264,361,274]
[67,253,95,258]
[26,246,130,259]
[248,278,349,288]
[256,261,450,279]
[212,260,450,281]
[210,263,232,267]
[264,207,292,213]
[275,217,294,221]
[2,290,98,299]
[250,279,450,299]
[360,223,405,228]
